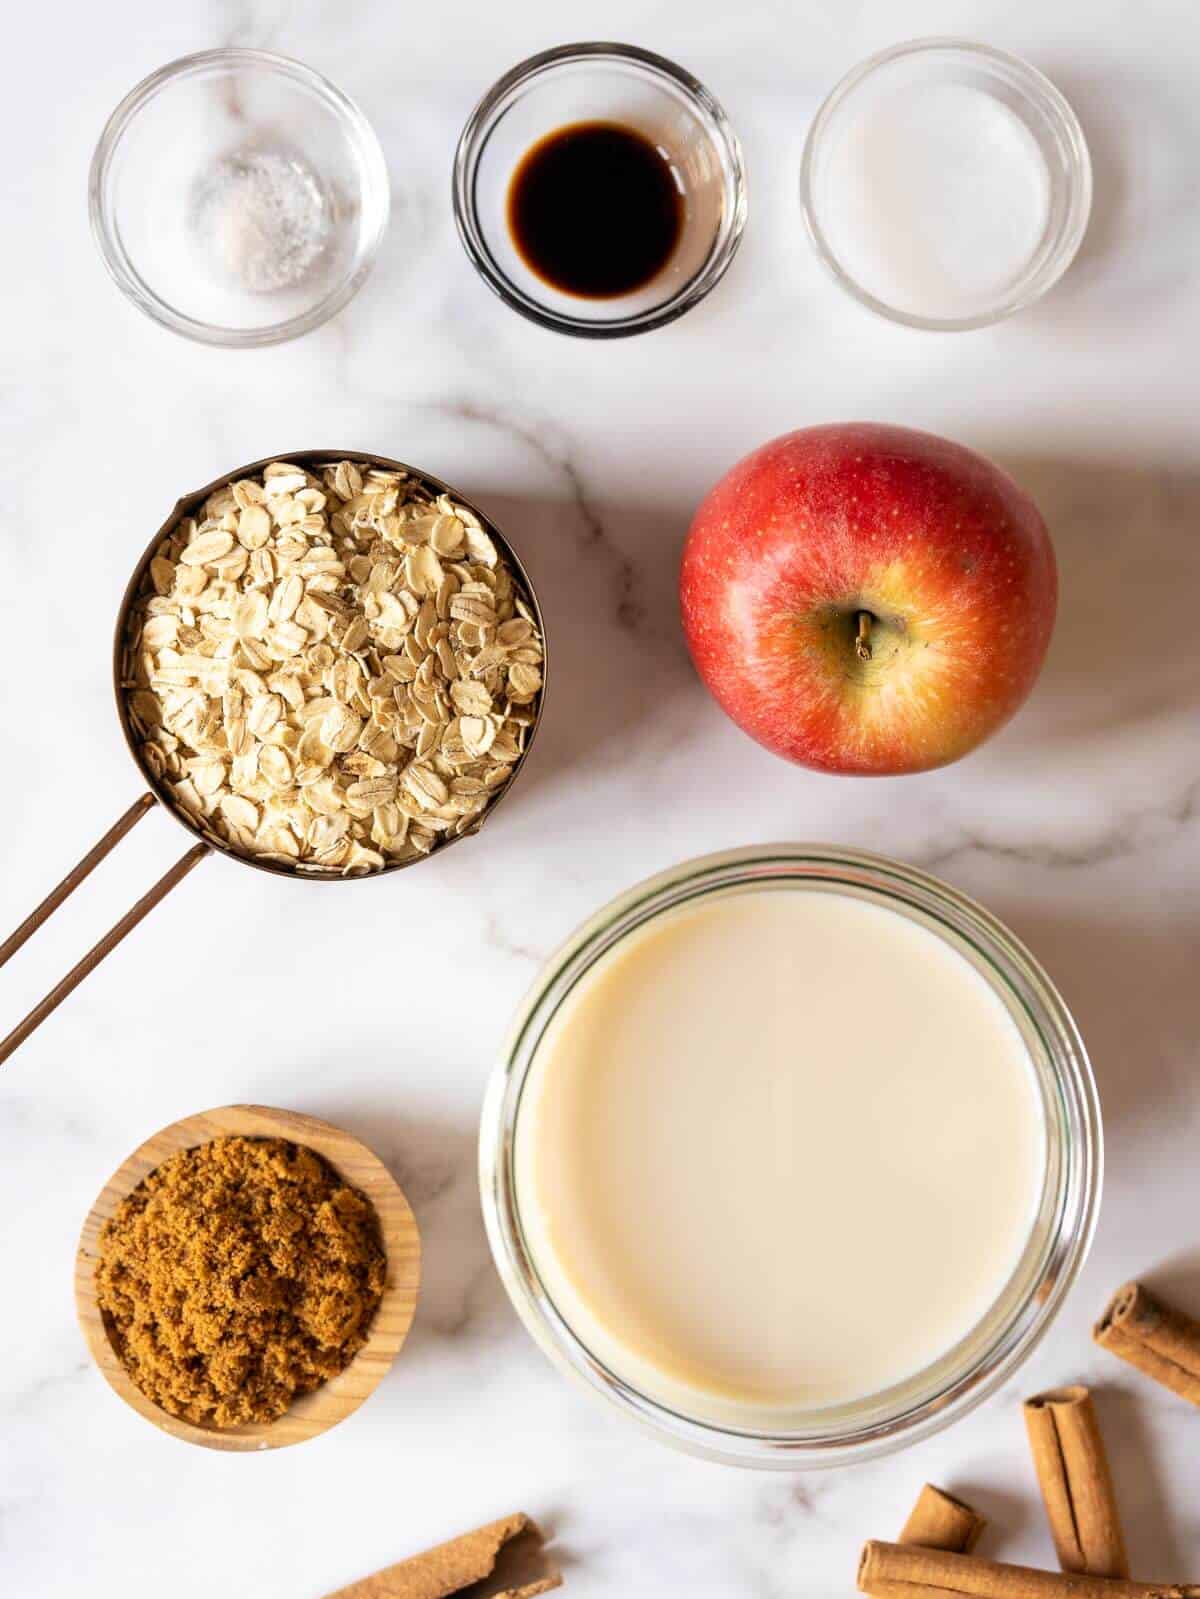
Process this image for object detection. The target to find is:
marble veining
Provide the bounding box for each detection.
[429,396,648,631]
[2,1,1199,1596]
[912,769,1200,873]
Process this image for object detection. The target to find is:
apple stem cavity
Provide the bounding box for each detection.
[855,610,874,662]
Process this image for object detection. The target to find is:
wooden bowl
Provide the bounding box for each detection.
[75,1104,421,1452]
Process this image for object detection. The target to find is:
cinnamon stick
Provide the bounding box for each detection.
[857,1542,1199,1599]
[1023,1387,1128,1578]
[323,1513,561,1599]
[901,1485,987,1554]
[1095,1282,1200,1406]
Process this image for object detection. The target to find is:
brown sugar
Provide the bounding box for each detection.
[95,1136,387,1428]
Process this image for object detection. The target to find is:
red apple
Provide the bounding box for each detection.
[680,423,1057,776]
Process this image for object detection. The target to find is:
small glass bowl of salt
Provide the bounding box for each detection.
[800,39,1091,330]
[90,49,389,346]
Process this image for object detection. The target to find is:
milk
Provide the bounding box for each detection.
[515,887,1046,1422]
[816,81,1051,321]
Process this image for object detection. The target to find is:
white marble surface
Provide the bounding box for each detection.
[3,1,1199,1593]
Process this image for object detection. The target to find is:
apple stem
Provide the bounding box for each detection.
[855,611,873,662]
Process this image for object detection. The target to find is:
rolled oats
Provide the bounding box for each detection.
[123,460,544,875]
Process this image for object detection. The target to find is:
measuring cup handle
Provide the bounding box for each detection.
[0,794,210,1066]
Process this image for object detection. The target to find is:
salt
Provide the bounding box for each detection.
[818,81,1051,321]
[189,148,333,294]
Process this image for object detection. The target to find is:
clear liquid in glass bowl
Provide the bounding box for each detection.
[800,40,1091,330]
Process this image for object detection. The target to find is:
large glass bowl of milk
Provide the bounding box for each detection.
[480,846,1101,1468]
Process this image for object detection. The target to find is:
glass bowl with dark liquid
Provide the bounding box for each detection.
[453,43,747,337]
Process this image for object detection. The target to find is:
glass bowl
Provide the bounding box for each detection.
[89,49,390,346]
[479,845,1102,1469]
[799,39,1091,330]
[453,42,747,337]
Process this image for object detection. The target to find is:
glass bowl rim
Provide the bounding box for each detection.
[798,36,1093,332]
[479,843,1103,1468]
[451,40,748,339]
[88,47,391,348]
